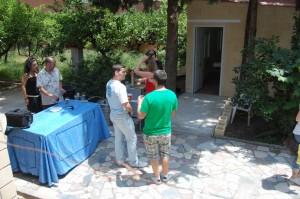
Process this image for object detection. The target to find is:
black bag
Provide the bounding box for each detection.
[282,133,299,156]
[5,109,33,128]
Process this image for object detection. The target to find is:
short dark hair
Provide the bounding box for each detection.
[24,57,37,73]
[153,70,167,85]
[145,50,157,57]
[112,64,126,77]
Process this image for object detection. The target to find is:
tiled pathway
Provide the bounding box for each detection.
[2,89,299,198]
[15,130,300,199]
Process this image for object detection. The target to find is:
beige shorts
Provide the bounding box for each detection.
[143,133,171,160]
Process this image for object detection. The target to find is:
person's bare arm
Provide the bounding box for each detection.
[39,86,59,101]
[134,56,153,79]
[59,81,66,94]
[137,95,146,119]
[296,110,300,121]
[123,102,133,116]
[136,77,147,83]
[21,74,29,105]
[171,110,176,117]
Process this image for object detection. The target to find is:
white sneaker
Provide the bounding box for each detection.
[130,160,148,168]
[151,174,162,185]
[162,173,173,182]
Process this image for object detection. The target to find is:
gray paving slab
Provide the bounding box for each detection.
[1,88,300,198]
[0,87,26,113]
[172,93,226,136]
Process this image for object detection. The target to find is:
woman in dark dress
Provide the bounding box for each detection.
[21,57,42,113]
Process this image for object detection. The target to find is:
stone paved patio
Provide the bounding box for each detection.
[1,89,300,198]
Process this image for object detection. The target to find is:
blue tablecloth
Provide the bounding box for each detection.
[7,100,110,186]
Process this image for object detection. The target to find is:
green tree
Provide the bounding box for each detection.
[90,0,188,92]
[0,0,44,61]
[17,7,46,58]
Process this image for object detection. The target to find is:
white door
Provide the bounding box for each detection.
[193,27,205,93]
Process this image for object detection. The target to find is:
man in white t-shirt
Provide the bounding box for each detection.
[106,64,147,168]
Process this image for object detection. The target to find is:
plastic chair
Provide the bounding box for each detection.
[230,105,251,126]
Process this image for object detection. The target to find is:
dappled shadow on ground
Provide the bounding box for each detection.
[0,81,21,91]
[11,92,300,198]
[12,128,300,198]
[262,174,299,195]
[225,111,284,145]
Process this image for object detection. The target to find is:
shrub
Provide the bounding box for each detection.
[66,50,144,99]
[232,36,300,137]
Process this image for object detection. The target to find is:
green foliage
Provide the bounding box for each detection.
[291,16,300,50]
[177,3,187,68]
[91,0,141,13]
[232,34,300,136]
[119,51,143,70]
[48,0,99,52]
[0,0,188,99]
[67,50,124,98]
[118,7,167,50]
[0,61,23,81]
[16,6,46,57]
[49,0,186,68]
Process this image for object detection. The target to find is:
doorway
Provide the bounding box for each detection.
[193,27,223,95]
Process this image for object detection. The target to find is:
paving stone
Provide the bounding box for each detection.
[184,152,193,159]
[174,137,185,144]
[139,193,156,199]
[13,125,300,199]
[14,179,28,187]
[170,152,183,159]
[278,152,291,158]
[254,150,269,158]
[257,146,270,152]
[160,187,181,198]
[274,182,290,193]
[225,173,240,183]
[170,145,179,150]
[105,155,112,161]
[168,160,182,170]
[81,174,92,187]
[186,135,197,140]
[177,146,186,153]
[228,140,246,146]
[196,141,219,151]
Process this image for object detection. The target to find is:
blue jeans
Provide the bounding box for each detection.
[292,134,300,171]
[110,112,138,165]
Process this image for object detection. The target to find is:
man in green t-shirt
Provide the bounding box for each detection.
[137,70,178,185]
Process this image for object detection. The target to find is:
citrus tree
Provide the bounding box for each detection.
[0,0,45,61]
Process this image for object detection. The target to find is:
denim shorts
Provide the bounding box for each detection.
[143,133,171,160]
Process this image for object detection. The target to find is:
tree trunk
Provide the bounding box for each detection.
[4,52,8,63]
[240,0,258,80]
[70,47,84,71]
[165,0,178,92]
[0,44,14,62]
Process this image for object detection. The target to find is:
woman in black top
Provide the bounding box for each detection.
[21,57,42,113]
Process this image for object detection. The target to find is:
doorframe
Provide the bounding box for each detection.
[192,25,225,95]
